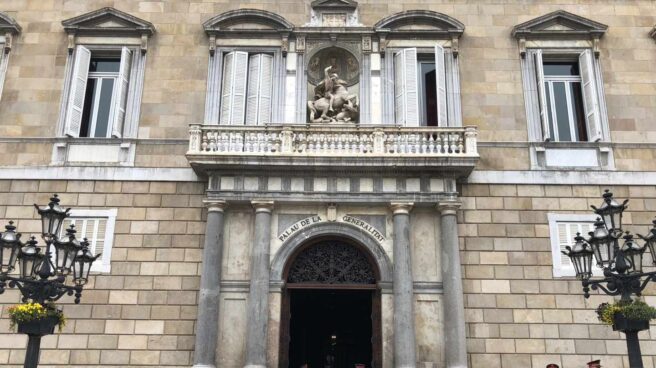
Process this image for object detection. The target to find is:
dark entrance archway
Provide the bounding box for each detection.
[279,238,383,368]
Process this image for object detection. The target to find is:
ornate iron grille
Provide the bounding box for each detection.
[287,241,376,284]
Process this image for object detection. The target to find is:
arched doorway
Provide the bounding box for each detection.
[279,238,383,368]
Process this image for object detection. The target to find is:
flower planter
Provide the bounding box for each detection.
[17,316,59,336]
[612,313,650,333]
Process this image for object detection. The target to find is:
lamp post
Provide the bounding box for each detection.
[562,190,656,368]
[0,194,100,368]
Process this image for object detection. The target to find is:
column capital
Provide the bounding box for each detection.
[390,202,414,215]
[251,200,274,213]
[203,199,228,212]
[437,200,461,216]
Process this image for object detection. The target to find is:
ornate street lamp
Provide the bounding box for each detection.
[0,194,100,368]
[562,190,656,368]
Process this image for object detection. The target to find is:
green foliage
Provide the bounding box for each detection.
[7,302,66,332]
[596,300,656,326]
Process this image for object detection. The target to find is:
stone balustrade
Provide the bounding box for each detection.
[188,124,478,157]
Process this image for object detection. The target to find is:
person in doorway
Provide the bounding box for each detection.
[587,360,602,368]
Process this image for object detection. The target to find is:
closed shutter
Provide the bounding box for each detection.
[111,47,132,138]
[533,50,551,141]
[64,45,91,137]
[434,45,448,127]
[579,49,603,142]
[219,51,249,125]
[245,54,273,125]
[393,48,419,126]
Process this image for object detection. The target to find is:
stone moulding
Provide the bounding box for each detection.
[0,11,21,54]
[61,7,155,54]
[61,7,155,37]
[0,12,21,36]
[203,9,294,36]
[311,0,358,11]
[511,10,608,40]
[373,10,465,55]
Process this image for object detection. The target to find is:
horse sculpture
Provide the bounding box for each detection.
[308,66,359,124]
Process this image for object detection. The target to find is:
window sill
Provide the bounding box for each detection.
[530,141,614,170]
[51,137,135,166]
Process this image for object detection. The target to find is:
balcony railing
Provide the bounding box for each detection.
[188,124,478,157]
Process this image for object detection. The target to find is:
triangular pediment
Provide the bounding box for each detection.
[0,12,21,35]
[311,0,358,11]
[62,7,155,36]
[512,10,607,39]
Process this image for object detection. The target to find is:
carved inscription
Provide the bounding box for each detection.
[342,215,385,243]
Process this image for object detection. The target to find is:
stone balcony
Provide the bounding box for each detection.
[186,124,479,177]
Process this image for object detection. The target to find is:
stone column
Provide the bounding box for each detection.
[390,202,417,368]
[438,200,467,368]
[244,200,274,368]
[193,200,227,368]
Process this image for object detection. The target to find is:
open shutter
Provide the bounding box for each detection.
[533,50,551,141]
[111,47,132,138]
[393,48,419,126]
[219,51,249,125]
[245,54,273,125]
[64,45,91,137]
[434,45,448,126]
[579,50,602,142]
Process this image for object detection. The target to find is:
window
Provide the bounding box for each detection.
[58,209,117,273]
[393,46,447,127]
[64,46,133,138]
[0,12,21,102]
[534,50,602,142]
[220,51,273,125]
[548,213,603,278]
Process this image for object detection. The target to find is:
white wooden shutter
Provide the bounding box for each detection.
[111,47,132,138]
[64,45,91,137]
[245,54,273,125]
[533,50,551,141]
[393,48,419,126]
[434,45,448,127]
[219,51,249,125]
[579,50,603,142]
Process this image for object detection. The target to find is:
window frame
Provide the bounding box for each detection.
[62,209,117,273]
[82,56,122,138]
[59,45,140,139]
[542,58,585,142]
[385,45,459,128]
[547,213,604,278]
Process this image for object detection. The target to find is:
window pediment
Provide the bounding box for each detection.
[0,12,21,36]
[203,9,293,36]
[512,10,607,40]
[61,7,155,37]
[374,10,464,38]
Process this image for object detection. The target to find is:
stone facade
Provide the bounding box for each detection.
[0,1,654,368]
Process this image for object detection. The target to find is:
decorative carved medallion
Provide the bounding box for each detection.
[307,47,359,87]
[287,241,376,284]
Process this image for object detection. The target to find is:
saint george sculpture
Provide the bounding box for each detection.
[308,65,359,124]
